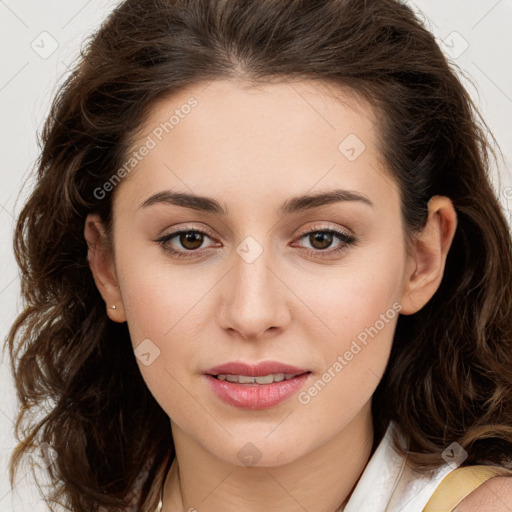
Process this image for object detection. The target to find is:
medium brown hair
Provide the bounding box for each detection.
[6,0,512,510]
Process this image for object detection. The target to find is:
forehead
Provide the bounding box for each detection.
[114,78,397,213]
[130,78,378,150]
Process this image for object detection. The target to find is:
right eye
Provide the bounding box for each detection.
[156,227,218,259]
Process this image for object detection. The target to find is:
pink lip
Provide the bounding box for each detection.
[204,360,310,377]
[203,360,311,410]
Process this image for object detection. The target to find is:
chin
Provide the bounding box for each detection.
[209,435,309,469]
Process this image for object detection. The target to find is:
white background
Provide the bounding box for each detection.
[1,1,511,510]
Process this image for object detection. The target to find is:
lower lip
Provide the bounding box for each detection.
[204,373,311,410]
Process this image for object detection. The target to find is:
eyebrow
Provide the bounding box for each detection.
[139,188,373,216]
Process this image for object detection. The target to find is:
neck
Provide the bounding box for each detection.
[162,401,374,512]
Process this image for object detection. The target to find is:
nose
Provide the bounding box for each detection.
[217,239,291,341]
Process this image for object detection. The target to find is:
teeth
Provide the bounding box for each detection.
[216,373,303,384]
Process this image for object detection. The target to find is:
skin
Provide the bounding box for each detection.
[85,78,459,511]
[456,476,512,511]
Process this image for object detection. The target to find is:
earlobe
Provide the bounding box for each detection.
[399,196,458,316]
[84,213,127,323]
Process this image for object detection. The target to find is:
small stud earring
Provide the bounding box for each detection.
[110,304,116,310]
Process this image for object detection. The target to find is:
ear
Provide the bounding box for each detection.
[84,213,126,323]
[399,195,458,315]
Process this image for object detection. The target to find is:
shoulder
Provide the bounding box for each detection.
[454,475,512,511]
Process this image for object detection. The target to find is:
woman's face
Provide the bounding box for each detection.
[89,79,435,467]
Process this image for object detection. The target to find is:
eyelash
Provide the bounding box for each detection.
[155,225,357,260]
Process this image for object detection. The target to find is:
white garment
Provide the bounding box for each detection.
[342,421,456,512]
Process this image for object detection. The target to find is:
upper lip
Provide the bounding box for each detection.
[204,361,310,377]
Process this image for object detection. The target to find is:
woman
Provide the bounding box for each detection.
[6,0,512,510]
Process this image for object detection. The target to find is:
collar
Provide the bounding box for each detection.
[342,421,456,512]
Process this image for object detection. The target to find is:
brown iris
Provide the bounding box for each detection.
[179,231,204,250]
[309,231,333,250]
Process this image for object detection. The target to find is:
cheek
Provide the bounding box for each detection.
[115,250,214,413]
[292,249,403,410]
[117,236,211,342]
[296,244,403,346]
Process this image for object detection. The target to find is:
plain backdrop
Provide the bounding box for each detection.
[1,1,511,510]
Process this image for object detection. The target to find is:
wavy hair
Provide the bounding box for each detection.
[5,0,512,510]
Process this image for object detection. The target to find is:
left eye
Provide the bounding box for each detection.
[156,227,357,259]
[292,228,357,257]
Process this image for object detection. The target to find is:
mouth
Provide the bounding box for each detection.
[209,371,311,384]
[203,361,312,409]
[204,360,311,379]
